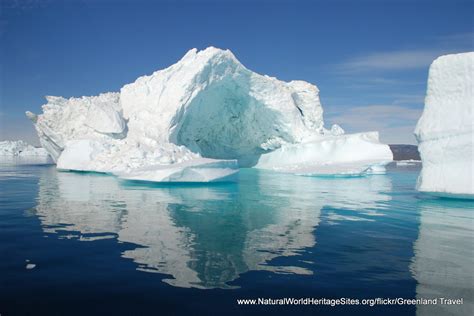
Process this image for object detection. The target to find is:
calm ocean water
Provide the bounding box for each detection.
[0,163,472,315]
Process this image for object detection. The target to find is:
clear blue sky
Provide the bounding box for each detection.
[1,0,473,145]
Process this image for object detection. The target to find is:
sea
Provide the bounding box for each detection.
[0,162,472,315]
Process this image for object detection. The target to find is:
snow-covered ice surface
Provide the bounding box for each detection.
[415,52,474,198]
[27,47,392,182]
[0,140,52,165]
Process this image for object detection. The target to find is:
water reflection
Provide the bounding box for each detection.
[34,169,392,289]
[411,198,474,316]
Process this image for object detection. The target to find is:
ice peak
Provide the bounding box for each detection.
[180,48,198,61]
[179,47,241,69]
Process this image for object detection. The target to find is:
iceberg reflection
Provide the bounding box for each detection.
[411,198,474,316]
[34,169,392,289]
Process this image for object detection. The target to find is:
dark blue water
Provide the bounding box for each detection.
[0,163,472,315]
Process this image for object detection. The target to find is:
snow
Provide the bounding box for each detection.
[27,47,392,182]
[415,52,474,198]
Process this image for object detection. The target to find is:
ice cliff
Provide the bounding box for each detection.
[415,52,474,198]
[27,47,392,182]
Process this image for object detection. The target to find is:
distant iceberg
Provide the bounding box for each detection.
[0,140,52,164]
[415,52,474,198]
[0,140,48,157]
[27,47,392,182]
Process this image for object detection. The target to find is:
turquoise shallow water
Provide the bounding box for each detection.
[0,163,472,315]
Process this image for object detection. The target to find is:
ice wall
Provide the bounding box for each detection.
[415,52,474,198]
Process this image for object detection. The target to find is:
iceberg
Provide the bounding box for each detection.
[0,140,52,164]
[415,52,474,198]
[255,132,391,175]
[27,47,392,182]
[0,140,49,157]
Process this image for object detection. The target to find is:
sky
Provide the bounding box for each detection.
[0,0,473,145]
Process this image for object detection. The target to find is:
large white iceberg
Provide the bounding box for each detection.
[415,52,474,198]
[27,47,392,182]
